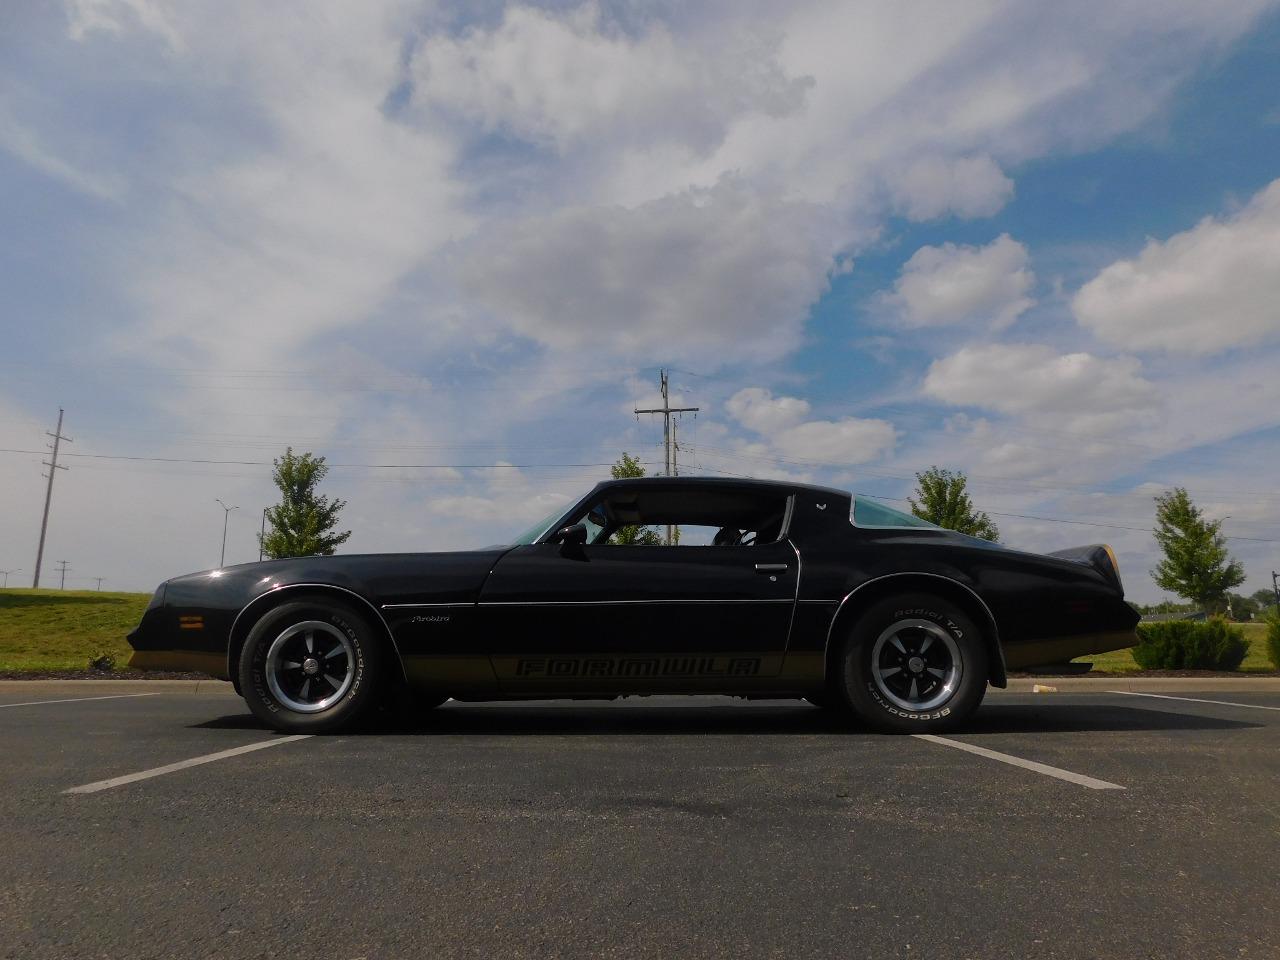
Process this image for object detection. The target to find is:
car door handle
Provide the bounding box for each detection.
[754,563,788,573]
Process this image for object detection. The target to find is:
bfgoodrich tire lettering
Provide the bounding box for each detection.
[840,593,987,733]
[239,598,383,734]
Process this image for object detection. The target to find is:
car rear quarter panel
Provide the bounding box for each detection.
[784,511,1138,681]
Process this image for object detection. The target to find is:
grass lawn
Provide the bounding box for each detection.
[0,588,150,672]
[1073,622,1275,673]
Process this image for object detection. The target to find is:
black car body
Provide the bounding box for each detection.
[129,477,1138,732]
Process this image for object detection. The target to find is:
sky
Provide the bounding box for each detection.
[1,0,1278,601]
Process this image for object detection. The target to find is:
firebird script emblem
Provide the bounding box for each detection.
[815,503,827,510]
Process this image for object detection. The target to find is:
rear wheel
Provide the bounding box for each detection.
[840,593,987,733]
[239,598,383,733]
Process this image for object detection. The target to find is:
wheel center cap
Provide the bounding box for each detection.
[907,656,925,674]
[302,658,320,676]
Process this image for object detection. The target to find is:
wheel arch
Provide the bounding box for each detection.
[822,573,1007,689]
[227,583,408,686]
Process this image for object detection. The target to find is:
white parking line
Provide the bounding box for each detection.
[914,734,1125,790]
[64,735,313,794]
[0,693,160,709]
[1108,690,1280,712]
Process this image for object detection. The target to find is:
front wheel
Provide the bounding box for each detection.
[239,598,383,733]
[840,593,987,733]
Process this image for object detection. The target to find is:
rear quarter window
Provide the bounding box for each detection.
[851,496,940,530]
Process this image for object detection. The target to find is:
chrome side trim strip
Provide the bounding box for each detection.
[381,602,474,610]
[228,583,408,683]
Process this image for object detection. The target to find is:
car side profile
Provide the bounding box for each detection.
[128,477,1139,733]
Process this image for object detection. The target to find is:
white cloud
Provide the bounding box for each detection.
[5,0,1280,596]
[724,387,810,434]
[886,154,1014,221]
[457,180,839,360]
[413,3,811,154]
[883,234,1035,329]
[1073,177,1280,354]
[0,112,125,202]
[66,0,184,51]
[774,418,898,464]
[726,387,896,464]
[923,343,1158,430]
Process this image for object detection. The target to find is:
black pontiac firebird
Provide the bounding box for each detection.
[129,477,1138,733]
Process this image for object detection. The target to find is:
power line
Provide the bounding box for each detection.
[686,441,1280,507]
[0,449,647,470]
[33,409,71,589]
[635,369,698,545]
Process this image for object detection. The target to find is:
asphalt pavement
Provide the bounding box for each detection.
[1,687,1277,959]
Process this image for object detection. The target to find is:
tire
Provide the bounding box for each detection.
[839,592,987,733]
[239,598,383,734]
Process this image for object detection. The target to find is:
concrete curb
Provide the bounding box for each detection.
[0,679,236,695]
[997,676,1280,693]
[1,677,1278,695]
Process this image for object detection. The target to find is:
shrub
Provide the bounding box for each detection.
[87,652,116,672]
[1132,618,1248,671]
[1266,613,1280,671]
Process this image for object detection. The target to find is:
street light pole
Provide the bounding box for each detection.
[216,499,239,568]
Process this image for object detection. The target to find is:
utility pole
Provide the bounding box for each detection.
[635,370,698,545]
[92,577,104,591]
[217,499,238,568]
[33,408,71,588]
[260,507,268,562]
[1272,571,1279,608]
[55,560,70,590]
[0,569,19,588]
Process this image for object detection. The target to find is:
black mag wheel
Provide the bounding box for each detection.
[869,618,961,713]
[841,593,987,733]
[265,620,355,713]
[239,599,383,734]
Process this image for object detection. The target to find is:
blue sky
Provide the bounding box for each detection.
[1,0,1278,600]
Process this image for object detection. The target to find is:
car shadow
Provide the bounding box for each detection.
[190,698,1262,736]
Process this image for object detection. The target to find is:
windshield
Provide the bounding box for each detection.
[509,506,570,545]
[851,496,940,529]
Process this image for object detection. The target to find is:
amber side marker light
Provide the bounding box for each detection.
[178,615,204,631]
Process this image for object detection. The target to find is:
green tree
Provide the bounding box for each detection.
[1151,488,1244,613]
[1225,592,1259,621]
[260,447,351,559]
[908,467,999,542]
[1250,588,1279,618]
[609,453,661,546]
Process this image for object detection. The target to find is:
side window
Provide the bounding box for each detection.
[851,495,939,529]
[581,490,789,546]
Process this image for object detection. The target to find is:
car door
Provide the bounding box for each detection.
[478,537,798,692]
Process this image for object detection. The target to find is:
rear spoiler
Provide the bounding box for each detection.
[1046,543,1123,592]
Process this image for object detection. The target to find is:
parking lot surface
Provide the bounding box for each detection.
[1,688,1277,959]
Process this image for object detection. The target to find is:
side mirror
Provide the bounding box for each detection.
[550,523,588,546]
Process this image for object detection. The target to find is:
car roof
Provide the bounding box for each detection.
[591,476,849,500]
